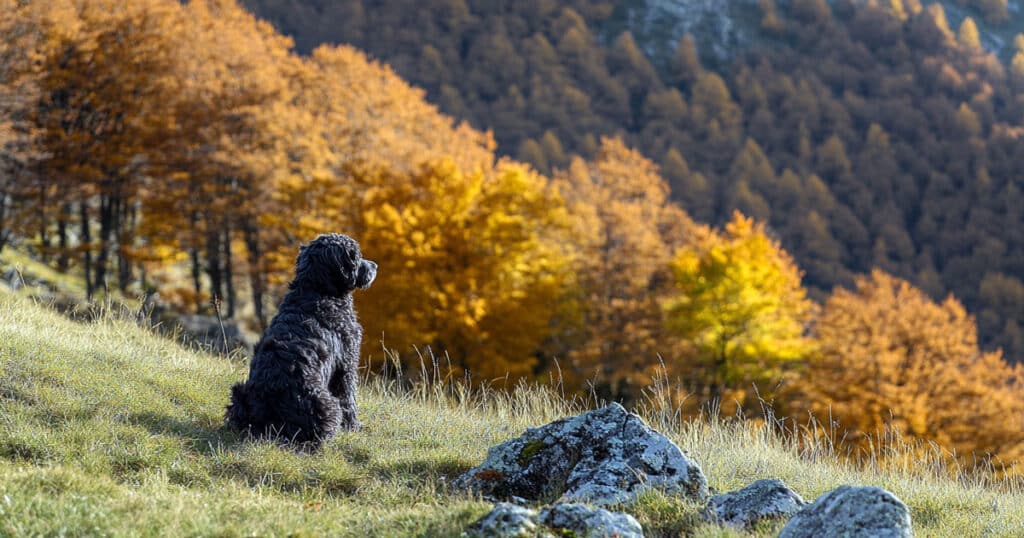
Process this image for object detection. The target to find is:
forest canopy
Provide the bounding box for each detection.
[242,0,1024,365]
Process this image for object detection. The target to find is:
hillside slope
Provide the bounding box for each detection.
[0,293,1022,536]
[240,0,1024,363]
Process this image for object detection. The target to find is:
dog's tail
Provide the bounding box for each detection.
[225,382,253,431]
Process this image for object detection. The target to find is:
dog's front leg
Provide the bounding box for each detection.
[328,365,360,431]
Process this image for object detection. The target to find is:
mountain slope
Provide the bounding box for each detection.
[241,0,1024,363]
[1,293,1023,535]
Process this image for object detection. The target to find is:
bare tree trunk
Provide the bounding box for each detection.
[205,220,223,305]
[79,200,93,299]
[242,221,266,330]
[57,202,70,272]
[188,209,202,313]
[93,194,115,295]
[224,224,236,317]
[0,190,9,254]
[37,183,49,263]
[117,198,131,292]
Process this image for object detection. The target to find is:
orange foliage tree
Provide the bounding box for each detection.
[553,137,700,400]
[801,270,1024,469]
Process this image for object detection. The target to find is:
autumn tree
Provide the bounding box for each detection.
[665,212,816,415]
[802,271,1024,469]
[957,17,982,52]
[350,159,574,383]
[23,0,184,295]
[0,0,42,253]
[239,0,1024,362]
[553,137,700,400]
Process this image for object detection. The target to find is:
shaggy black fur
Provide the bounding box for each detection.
[226,234,376,449]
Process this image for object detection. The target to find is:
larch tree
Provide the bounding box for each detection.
[0,0,43,253]
[802,270,1024,470]
[554,137,701,401]
[350,158,574,383]
[665,212,816,416]
[27,0,183,295]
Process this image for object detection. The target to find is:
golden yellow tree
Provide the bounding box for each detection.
[665,212,815,415]
[553,137,701,400]
[802,270,1024,469]
[349,158,573,383]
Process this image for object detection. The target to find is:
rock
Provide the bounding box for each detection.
[467,502,543,538]
[702,478,806,529]
[175,314,256,355]
[467,503,645,538]
[778,485,912,538]
[454,403,708,505]
[1,268,22,291]
[540,503,644,538]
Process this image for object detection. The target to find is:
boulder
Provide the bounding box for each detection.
[778,485,912,538]
[467,503,644,538]
[175,314,256,355]
[454,403,708,505]
[540,503,643,538]
[702,478,806,529]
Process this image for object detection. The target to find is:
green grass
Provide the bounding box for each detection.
[0,248,140,313]
[0,292,1022,536]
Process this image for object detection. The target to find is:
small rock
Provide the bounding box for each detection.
[454,403,708,505]
[467,502,543,538]
[540,503,644,538]
[778,485,912,538]
[1,269,22,291]
[702,478,806,529]
[466,503,645,538]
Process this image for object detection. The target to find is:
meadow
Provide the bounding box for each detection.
[0,290,1021,537]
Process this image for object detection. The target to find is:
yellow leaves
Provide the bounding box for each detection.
[666,211,815,414]
[349,159,571,383]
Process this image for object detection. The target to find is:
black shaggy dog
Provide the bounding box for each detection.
[226,234,376,449]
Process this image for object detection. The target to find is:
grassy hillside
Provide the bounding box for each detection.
[0,292,1022,536]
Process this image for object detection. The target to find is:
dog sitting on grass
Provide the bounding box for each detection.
[226,234,376,449]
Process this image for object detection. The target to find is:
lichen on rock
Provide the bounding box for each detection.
[778,485,912,538]
[702,478,806,529]
[454,403,708,505]
[467,502,542,537]
[467,502,644,538]
[540,503,643,538]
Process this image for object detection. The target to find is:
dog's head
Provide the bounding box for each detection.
[292,234,377,295]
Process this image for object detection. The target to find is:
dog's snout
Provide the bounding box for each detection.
[357,259,377,289]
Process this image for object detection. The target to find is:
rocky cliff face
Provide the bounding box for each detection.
[607,0,1024,66]
[604,0,763,66]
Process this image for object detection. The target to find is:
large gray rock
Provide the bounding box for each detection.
[454,403,708,505]
[540,503,643,538]
[466,503,644,538]
[702,478,806,529]
[778,485,913,538]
